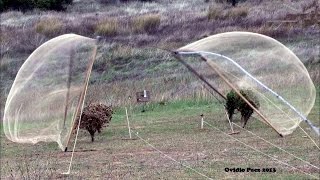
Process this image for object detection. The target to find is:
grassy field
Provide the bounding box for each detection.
[1,0,319,179]
[0,95,319,179]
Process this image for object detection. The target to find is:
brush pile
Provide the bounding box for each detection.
[75,103,113,142]
[226,89,260,128]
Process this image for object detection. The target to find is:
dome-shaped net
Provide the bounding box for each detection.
[3,34,97,150]
[177,32,316,136]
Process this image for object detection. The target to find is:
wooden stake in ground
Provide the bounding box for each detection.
[200,114,204,129]
[125,107,132,139]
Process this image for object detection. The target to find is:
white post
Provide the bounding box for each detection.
[125,107,132,139]
[143,90,147,97]
[200,114,204,129]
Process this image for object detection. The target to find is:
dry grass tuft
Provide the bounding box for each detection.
[207,6,224,20]
[226,6,248,18]
[208,6,248,20]
[95,19,118,37]
[35,18,64,37]
[132,14,161,33]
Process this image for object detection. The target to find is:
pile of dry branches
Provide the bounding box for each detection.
[75,103,113,142]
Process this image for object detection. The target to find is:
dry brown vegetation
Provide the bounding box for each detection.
[95,19,119,36]
[0,0,319,179]
[35,18,64,37]
[132,14,161,33]
[75,103,113,142]
[208,6,248,20]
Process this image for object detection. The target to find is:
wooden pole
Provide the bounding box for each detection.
[63,48,75,129]
[64,44,98,152]
[172,53,226,100]
[201,55,283,137]
[125,107,132,139]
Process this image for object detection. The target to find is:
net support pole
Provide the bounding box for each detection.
[200,55,283,137]
[172,52,226,100]
[178,50,319,136]
[173,51,282,136]
[64,43,98,152]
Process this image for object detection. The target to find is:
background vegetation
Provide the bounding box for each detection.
[0,0,73,12]
[0,0,319,179]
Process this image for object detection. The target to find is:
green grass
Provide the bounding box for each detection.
[1,90,319,179]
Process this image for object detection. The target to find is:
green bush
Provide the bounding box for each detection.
[225,89,260,127]
[1,0,72,12]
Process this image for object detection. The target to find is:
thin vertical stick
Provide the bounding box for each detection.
[224,109,234,132]
[125,107,132,139]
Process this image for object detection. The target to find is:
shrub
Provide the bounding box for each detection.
[225,89,260,128]
[75,103,113,142]
[132,14,161,33]
[95,19,118,37]
[35,18,63,37]
[1,0,72,12]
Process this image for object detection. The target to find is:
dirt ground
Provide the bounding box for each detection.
[1,99,319,179]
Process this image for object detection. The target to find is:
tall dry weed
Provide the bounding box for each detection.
[95,19,119,36]
[132,14,161,33]
[35,18,64,37]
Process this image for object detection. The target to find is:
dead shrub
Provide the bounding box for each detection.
[75,103,113,142]
[132,14,161,33]
[35,18,64,37]
[95,19,118,36]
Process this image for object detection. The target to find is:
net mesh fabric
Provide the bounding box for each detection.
[3,34,96,150]
[178,32,316,136]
